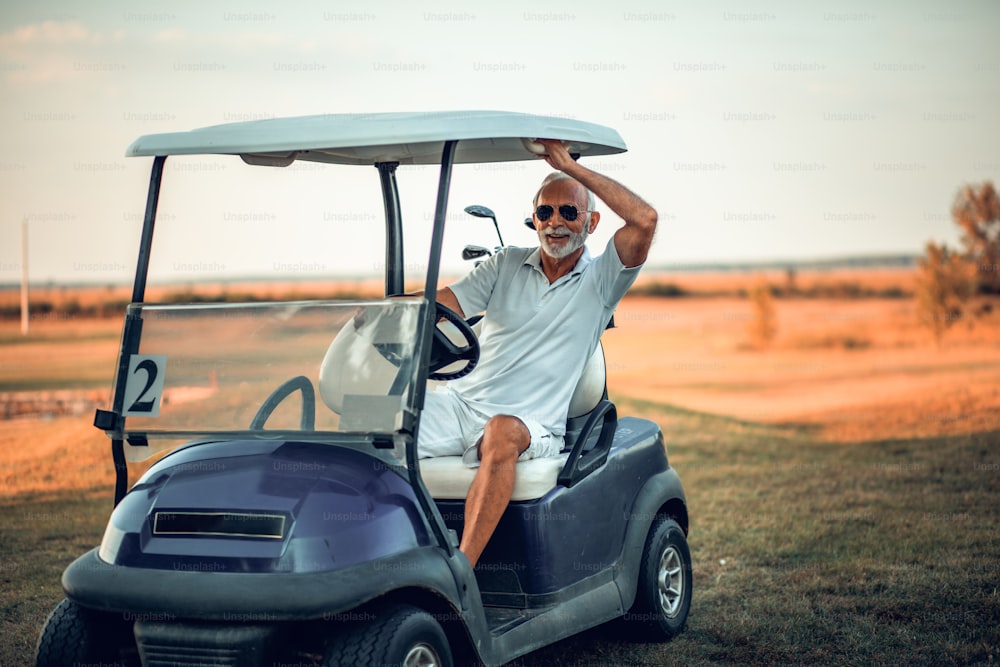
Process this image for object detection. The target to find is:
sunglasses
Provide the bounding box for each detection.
[534,204,592,223]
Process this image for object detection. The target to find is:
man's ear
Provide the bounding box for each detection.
[588,211,600,233]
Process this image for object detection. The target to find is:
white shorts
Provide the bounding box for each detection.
[418,389,564,468]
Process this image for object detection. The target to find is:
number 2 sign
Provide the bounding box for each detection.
[123,355,168,417]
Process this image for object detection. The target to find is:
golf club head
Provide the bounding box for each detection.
[464,204,496,220]
[462,245,491,261]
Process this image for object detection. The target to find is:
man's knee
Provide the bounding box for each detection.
[478,415,530,461]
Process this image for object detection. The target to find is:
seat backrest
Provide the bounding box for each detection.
[318,320,399,415]
[567,341,606,419]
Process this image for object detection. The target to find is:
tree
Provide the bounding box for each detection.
[952,181,1000,294]
[915,241,976,345]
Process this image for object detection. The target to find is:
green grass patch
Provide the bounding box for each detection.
[1,403,997,666]
[0,492,111,665]
[519,398,1000,666]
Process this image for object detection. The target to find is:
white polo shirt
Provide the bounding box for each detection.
[445,236,641,436]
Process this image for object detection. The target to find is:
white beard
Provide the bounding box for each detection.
[539,225,588,259]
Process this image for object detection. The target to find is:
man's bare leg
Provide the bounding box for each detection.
[459,415,529,568]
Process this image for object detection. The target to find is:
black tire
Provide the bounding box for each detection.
[324,603,453,667]
[36,598,132,667]
[625,517,692,641]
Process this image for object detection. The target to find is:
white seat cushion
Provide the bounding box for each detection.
[420,454,569,501]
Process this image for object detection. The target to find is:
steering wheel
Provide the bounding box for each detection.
[428,302,480,381]
[250,375,316,431]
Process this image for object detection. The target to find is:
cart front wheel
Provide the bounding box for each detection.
[324,603,453,667]
[36,598,134,667]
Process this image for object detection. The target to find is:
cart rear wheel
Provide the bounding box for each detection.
[323,603,452,667]
[626,517,692,641]
[36,598,133,667]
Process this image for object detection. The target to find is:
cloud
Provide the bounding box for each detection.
[0,21,120,86]
[0,20,103,48]
[218,31,289,51]
[151,28,186,44]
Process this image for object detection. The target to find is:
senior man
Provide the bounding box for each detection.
[419,138,657,567]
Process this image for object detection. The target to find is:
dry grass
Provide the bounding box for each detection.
[0,417,115,502]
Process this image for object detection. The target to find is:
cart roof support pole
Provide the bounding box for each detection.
[376,161,403,297]
[132,156,166,304]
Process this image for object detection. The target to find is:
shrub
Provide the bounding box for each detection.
[952,181,1000,294]
[747,277,777,349]
[915,241,976,344]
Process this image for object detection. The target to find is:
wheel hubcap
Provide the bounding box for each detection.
[657,545,684,618]
[404,642,441,667]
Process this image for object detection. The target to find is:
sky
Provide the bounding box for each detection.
[0,0,998,285]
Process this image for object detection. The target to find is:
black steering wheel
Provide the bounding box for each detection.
[250,375,316,431]
[428,302,480,381]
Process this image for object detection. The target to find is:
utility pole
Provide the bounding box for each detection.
[20,218,28,336]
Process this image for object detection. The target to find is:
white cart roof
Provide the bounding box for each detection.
[125,110,627,166]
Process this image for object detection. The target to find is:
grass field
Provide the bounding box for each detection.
[2,401,997,666]
[2,279,999,665]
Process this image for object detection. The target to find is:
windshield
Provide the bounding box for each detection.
[113,299,424,461]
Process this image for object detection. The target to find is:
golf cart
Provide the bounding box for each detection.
[36,111,691,666]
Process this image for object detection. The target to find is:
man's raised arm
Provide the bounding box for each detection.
[537,138,658,268]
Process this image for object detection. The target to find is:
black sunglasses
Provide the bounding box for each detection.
[534,204,592,223]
